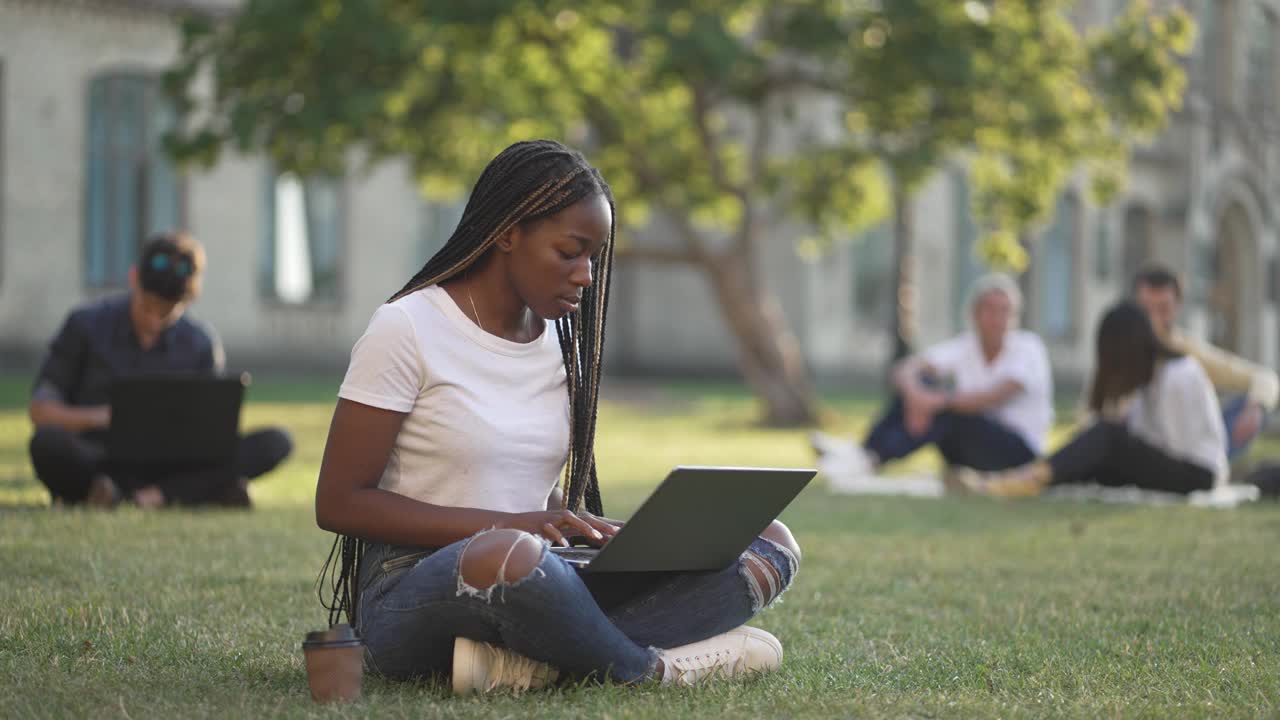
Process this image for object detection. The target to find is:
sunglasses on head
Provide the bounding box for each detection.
[149,251,193,278]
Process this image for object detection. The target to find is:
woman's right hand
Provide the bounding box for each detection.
[503,509,609,547]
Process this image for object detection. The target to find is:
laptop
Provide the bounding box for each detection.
[107,374,248,465]
[550,466,815,573]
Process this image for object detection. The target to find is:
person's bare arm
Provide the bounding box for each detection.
[546,485,564,511]
[944,379,1024,415]
[891,355,937,399]
[892,354,950,435]
[315,399,611,547]
[29,399,110,432]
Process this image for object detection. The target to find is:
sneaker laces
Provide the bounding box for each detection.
[485,645,556,692]
[664,646,745,685]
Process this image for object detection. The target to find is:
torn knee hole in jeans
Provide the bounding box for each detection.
[739,538,799,612]
[455,532,548,603]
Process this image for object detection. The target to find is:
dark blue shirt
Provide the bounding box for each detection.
[33,294,224,407]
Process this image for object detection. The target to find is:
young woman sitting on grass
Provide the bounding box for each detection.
[963,301,1227,497]
[313,140,801,693]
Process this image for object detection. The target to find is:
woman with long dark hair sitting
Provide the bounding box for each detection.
[313,140,801,693]
[964,301,1227,497]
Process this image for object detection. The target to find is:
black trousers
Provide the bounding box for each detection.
[28,425,293,506]
[864,394,1037,472]
[1048,421,1214,495]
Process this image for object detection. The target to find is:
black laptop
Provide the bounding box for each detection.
[107,374,248,465]
[550,466,815,573]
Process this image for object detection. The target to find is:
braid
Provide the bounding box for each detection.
[319,140,615,624]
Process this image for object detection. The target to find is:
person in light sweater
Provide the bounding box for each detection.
[811,274,1053,483]
[313,140,800,694]
[1132,264,1277,461]
[963,301,1227,497]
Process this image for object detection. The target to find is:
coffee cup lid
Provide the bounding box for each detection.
[303,623,362,648]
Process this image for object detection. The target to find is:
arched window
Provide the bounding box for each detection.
[261,169,344,304]
[84,72,181,288]
[1038,193,1080,340]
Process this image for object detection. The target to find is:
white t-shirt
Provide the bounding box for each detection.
[1127,355,1229,486]
[338,285,569,514]
[922,330,1054,453]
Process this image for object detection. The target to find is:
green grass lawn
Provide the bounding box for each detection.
[1,376,1277,719]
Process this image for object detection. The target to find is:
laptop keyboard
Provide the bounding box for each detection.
[549,547,599,562]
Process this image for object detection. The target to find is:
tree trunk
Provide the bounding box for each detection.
[886,174,917,371]
[702,252,819,426]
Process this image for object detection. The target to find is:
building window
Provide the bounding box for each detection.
[1269,255,1280,305]
[951,170,986,330]
[1094,210,1111,281]
[851,222,892,327]
[1121,204,1153,284]
[420,200,465,264]
[84,72,181,288]
[261,170,344,304]
[1197,0,1219,90]
[1038,193,1080,340]
[1246,5,1277,119]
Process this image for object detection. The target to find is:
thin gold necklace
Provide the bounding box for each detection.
[466,287,485,334]
[466,284,530,339]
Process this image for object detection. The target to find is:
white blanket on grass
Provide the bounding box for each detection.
[821,469,1261,508]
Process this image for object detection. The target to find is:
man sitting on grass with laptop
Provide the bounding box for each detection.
[27,232,293,509]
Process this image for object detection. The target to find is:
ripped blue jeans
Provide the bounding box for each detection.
[355,531,799,683]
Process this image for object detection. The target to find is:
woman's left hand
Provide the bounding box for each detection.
[573,512,623,546]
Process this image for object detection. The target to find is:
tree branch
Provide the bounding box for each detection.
[627,152,717,265]
[614,246,700,265]
[692,83,747,202]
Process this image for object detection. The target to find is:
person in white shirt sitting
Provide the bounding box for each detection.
[313,140,800,694]
[812,273,1054,482]
[962,301,1227,497]
[1131,264,1277,461]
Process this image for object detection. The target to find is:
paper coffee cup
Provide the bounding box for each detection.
[302,624,364,703]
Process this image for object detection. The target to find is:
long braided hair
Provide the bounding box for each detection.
[319,140,616,625]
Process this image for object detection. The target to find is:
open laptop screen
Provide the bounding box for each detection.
[107,375,246,465]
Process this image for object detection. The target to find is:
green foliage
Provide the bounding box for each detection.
[165,0,1190,267]
[822,0,1192,271]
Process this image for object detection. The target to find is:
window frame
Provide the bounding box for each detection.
[1035,192,1082,342]
[82,69,186,291]
[259,163,349,309]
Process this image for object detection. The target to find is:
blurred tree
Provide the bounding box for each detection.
[822,0,1193,361]
[165,0,1192,425]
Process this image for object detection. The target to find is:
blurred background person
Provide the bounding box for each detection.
[1132,264,1277,463]
[27,232,293,509]
[812,274,1052,489]
[962,301,1226,497]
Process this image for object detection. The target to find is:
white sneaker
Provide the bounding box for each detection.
[452,637,559,694]
[659,626,783,686]
[810,432,876,482]
[809,430,856,458]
